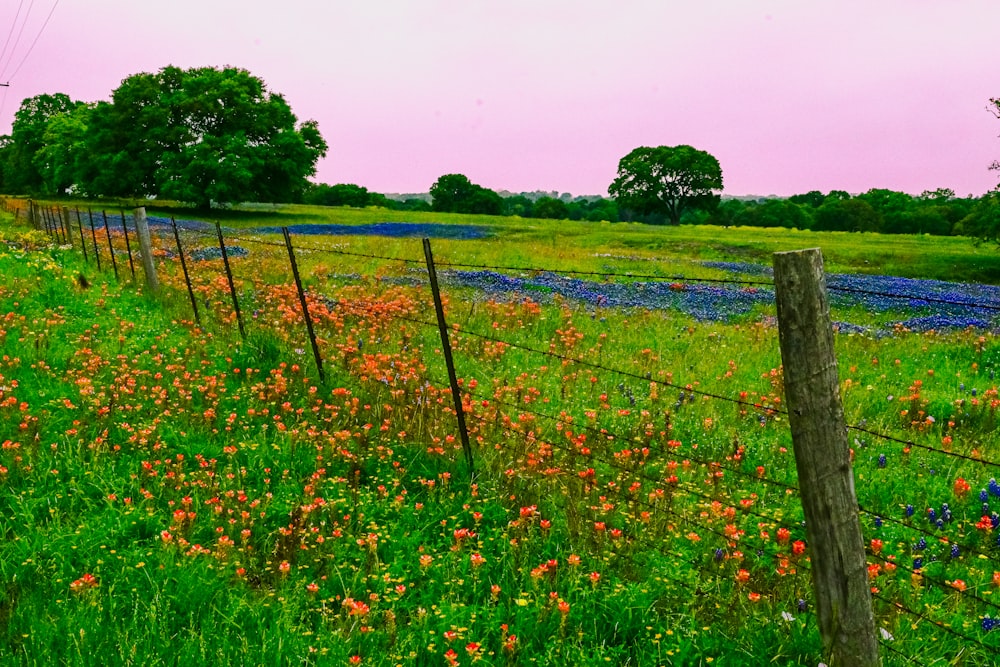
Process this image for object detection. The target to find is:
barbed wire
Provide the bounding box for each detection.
[870,590,997,656]
[827,284,1000,313]
[419,367,801,496]
[857,506,1000,565]
[395,313,788,416]
[849,424,1000,471]
[869,551,1000,618]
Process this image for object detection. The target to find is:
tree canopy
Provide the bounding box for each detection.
[1,66,326,207]
[429,174,503,215]
[6,93,84,194]
[608,145,723,224]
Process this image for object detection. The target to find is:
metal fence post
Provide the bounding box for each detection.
[282,227,325,384]
[422,237,474,479]
[215,222,245,338]
[171,218,200,326]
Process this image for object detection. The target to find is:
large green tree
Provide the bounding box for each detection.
[429,174,502,215]
[36,104,93,196]
[79,65,327,208]
[7,93,83,194]
[608,145,723,224]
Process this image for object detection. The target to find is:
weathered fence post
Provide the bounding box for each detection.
[773,248,880,667]
[215,222,246,338]
[27,199,39,230]
[132,207,158,291]
[422,238,474,479]
[60,207,71,243]
[282,227,326,384]
[171,218,200,326]
[60,207,76,251]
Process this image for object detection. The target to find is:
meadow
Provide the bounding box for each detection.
[1,201,999,666]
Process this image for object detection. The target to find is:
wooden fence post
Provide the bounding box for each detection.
[27,200,39,230]
[773,248,880,667]
[61,207,76,251]
[132,207,158,291]
[60,206,71,243]
[422,238,474,479]
[282,227,325,384]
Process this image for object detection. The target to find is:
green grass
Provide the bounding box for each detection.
[1,205,999,665]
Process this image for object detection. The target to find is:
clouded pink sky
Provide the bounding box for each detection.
[2,0,999,197]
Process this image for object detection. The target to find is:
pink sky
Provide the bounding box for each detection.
[1,0,999,197]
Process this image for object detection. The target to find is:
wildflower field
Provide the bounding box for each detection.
[2,204,1000,666]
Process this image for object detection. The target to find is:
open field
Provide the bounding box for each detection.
[2,203,1000,665]
[44,199,1000,285]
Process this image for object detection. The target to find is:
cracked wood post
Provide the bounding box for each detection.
[773,248,880,667]
[133,207,159,292]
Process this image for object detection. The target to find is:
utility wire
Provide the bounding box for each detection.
[0,0,31,81]
[4,0,58,83]
[0,1,26,77]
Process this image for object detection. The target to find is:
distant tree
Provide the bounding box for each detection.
[306,183,373,207]
[35,104,93,195]
[465,187,503,215]
[585,198,619,222]
[788,190,825,208]
[919,188,955,202]
[957,192,1000,241]
[735,199,809,229]
[430,173,503,215]
[825,190,852,202]
[706,198,746,226]
[7,93,83,194]
[608,145,723,225]
[430,174,476,212]
[393,198,433,212]
[855,188,910,233]
[533,196,569,220]
[813,198,880,232]
[502,195,533,217]
[79,65,327,208]
[0,136,11,192]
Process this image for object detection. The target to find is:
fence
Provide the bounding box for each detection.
[6,196,1000,665]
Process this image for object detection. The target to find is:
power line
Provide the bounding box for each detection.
[5,0,61,83]
[0,0,34,82]
[0,0,27,80]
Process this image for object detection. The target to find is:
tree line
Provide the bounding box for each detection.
[308,175,1000,240]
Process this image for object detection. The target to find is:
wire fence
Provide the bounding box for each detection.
[7,196,1000,664]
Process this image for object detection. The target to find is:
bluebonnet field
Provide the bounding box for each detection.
[99,216,1000,334]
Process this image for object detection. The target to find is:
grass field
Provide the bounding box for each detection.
[2,201,999,665]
